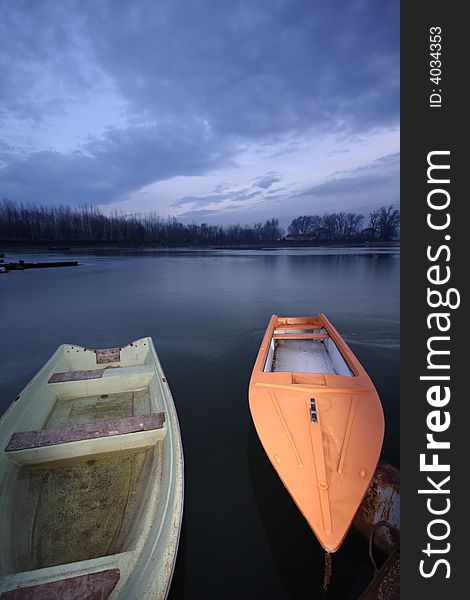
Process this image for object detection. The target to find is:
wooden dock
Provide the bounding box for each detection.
[2,261,79,271]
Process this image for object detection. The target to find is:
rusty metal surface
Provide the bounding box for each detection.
[353,461,400,555]
[6,413,166,452]
[0,569,120,599]
[95,348,121,364]
[48,369,105,383]
[360,548,400,600]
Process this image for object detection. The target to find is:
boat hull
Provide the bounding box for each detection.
[249,314,384,552]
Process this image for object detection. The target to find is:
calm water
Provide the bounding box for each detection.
[0,247,399,599]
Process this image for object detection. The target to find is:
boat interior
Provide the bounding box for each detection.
[264,320,354,377]
[0,340,167,577]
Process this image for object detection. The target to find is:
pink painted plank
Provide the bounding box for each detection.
[95,348,121,364]
[0,569,120,600]
[48,370,105,383]
[5,413,165,452]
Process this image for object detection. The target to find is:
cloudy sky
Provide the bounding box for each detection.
[1,0,399,226]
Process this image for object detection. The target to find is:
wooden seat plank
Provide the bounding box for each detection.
[48,365,153,386]
[95,347,121,364]
[5,413,165,453]
[276,318,323,328]
[0,568,120,600]
[49,370,105,383]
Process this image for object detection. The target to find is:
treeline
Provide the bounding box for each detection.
[287,205,400,241]
[0,199,399,245]
[0,199,283,244]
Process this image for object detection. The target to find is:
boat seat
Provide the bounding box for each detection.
[273,333,329,340]
[275,319,323,329]
[47,365,156,399]
[5,413,166,466]
[49,369,108,383]
[0,568,120,599]
[48,365,154,383]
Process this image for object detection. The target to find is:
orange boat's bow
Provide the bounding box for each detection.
[249,314,385,552]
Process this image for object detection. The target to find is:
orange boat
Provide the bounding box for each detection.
[249,314,384,553]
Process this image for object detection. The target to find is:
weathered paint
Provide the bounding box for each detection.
[95,348,121,365]
[0,569,120,599]
[353,461,400,555]
[49,370,105,383]
[6,413,166,452]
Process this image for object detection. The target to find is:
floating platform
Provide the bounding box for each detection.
[3,261,79,271]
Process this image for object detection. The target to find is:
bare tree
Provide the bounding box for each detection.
[369,205,400,240]
[288,215,317,236]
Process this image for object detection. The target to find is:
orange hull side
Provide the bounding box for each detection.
[248,314,385,552]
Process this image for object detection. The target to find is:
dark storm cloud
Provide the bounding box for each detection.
[301,175,387,197]
[0,0,399,207]
[254,173,282,189]
[0,1,97,121]
[177,209,220,220]
[171,171,283,216]
[0,121,233,205]
[171,186,266,209]
[297,153,399,198]
[80,0,399,137]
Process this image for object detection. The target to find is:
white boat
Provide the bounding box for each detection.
[0,338,184,599]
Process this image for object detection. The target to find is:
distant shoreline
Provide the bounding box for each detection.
[1,239,400,252]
